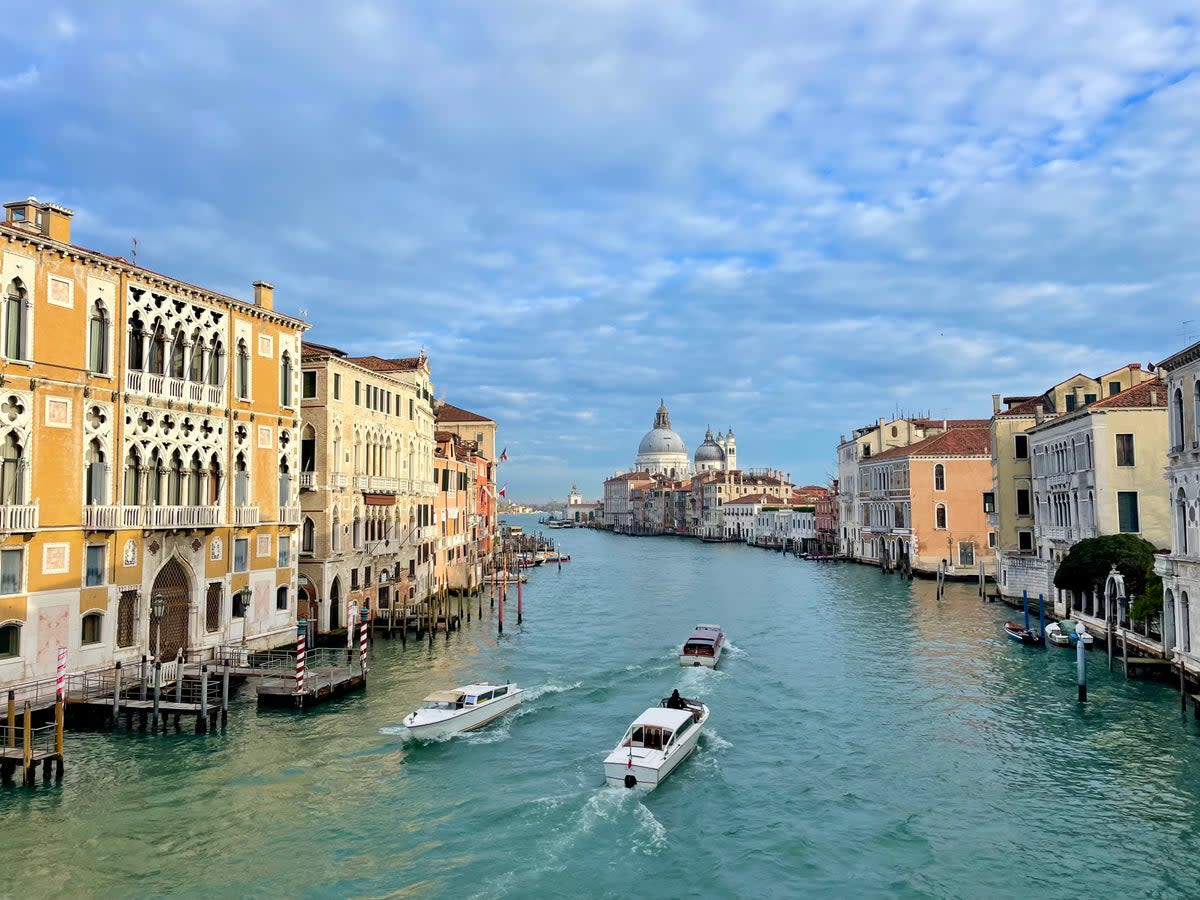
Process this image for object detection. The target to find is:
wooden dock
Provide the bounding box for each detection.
[256,668,365,708]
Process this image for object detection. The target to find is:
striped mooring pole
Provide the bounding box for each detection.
[359,621,368,675]
[295,634,306,694]
[55,647,67,701]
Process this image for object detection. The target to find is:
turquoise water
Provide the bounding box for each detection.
[4,514,1200,898]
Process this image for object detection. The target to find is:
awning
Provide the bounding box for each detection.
[364,493,396,506]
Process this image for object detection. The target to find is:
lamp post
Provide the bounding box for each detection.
[151,591,166,662]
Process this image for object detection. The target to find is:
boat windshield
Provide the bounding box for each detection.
[623,725,673,751]
[420,700,461,710]
[683,640,715,656]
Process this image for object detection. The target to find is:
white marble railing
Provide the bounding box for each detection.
[280,505,302,526]
[353,475,369,491]
[96,504,221,530]
[332,473,349,490]
[234,506,260,527]
[299,472,316,491]
[367,476,399,493]
[125,370,224,407]
[0,504,38,531]
[84,505,120,530]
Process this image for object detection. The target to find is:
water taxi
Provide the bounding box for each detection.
[679,624,725,667]
[402,683,524,739]
[603,695,709,790]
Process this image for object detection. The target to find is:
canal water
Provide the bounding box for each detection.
[4,514,1200,898]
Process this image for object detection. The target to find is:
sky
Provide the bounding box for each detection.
[2,2,1199,501]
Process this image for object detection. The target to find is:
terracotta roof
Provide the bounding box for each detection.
[606,471,654,482]
[997,395,1052,418]
[346,354,425,372]
[867,427,990,462]
[434,430,458,443]
[301,340,346,361]
[1089,377,1167,410]
[910,417,992,429]
[725,493,776,505]
[436,402,494,424]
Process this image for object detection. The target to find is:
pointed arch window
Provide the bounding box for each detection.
[236,339,250,400]
[332,512,342,552]
[85,439,107,505]
[352,511,362,549]
[128,313,146,371]
[301,424,316,472]
[4,278,27,361]
[187,452,203,506]
[123,447,141,506]
[1194,381,1200,448]
[147,450,164,506]
[149,325,167,374]
[0,434,22,505]
[189,336,206,383]
[278,456,291,507]
[1174,388,1186,450]
[1178,489,1189,555]
[233,453,249,507]
[167,451,184,505]
[169,329,186,379]
[88,300,110,374]
[302,516,315,554]
[280,351,293,406]
[208,341,224,387]
[208,454,222,505]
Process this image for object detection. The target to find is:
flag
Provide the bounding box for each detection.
[498,485,507,498]
[499,447,508,462]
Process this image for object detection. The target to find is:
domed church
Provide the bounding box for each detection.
[694,425,736,474]
[635,401,690,478]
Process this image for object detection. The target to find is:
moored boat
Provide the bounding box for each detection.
[603,695,709,790]
[485,572,528,585]
[1004,620,1042,645]
[1046,620,1094,648]
[403,683,524,739]
[679,624,724,668]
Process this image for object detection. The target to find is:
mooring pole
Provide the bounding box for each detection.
[139,654,148,701]
[174,650,184,704]
[517,566,523,625]
[221,664,230,726]
[6,690,14,748]
[197,665,209,734]
[1038,594,1045,645]
[22,702,33,785]
[1077,626,1088,702]
[152,661,162,731]
[112,662,123,726]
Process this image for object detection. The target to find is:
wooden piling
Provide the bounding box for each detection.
[221,664,230,726]
[152,661,162,731]
[517,567,523,625]
[198,665,209,733]
[174,650,184,704]
[112,662,123,725]
[22,702,32,785]
[6,690,14,748]
[140,655,148,700]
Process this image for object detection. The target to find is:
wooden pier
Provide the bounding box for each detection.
[256,668,366,708]
[1,698,64,785]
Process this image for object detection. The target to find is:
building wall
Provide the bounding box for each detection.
[910,455,993,575]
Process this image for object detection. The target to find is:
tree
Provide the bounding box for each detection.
[1053,534,1163,621]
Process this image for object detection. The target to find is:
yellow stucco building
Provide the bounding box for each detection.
[0,196,307,690]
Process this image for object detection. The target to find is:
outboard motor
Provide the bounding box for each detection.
[624,774,638,789]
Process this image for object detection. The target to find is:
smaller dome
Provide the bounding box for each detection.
[695,426,725,463]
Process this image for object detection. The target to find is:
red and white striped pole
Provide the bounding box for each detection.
[359,621,368,674]
[55,647,66,701]
[295,634,306,694]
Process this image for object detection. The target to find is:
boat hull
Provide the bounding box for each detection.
[679,649,721,668]
[404,690,524,740]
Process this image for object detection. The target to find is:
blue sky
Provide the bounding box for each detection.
[2,2,1199,501]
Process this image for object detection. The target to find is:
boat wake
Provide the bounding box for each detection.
[523,681,583,702]
[722,638,745,656]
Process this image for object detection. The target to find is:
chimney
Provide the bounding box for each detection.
[253,281,275,311]
[1150,389,1158,406]
[1035,406,1044,424]
[992,393,1001,415]
[4,197,73,243]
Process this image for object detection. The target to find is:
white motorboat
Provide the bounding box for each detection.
[1046,620,1095,648]
[603,696,709,790]
[679,624,724,668]
[403,683,524,739]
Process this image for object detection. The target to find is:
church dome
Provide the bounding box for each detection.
[635,401,690,475]
[639,428,686,455]
[694,426,725,463]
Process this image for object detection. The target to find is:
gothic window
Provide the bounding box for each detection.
[85,439,107,505]
[123,447,141,506]
[278,456,291,507]
[236,339,250,400]
[128,313,145,371]
[280,351,293,406]
[189,336,206,383]
[4,278,26,360]
[234,453,249,507]
[1178,489,1189,555]
[88,300,110,374]
[301,425,316,472]
[353,511,362,549]
[0,434,21,505]
[187,452,203,506]
[934,464,945,491]
[208,340,224,387]
[149,325,166,374]
[332,512,341,552]
[1174,388,1185,450]
[169,329,186,379]
[208,454,222,505]
[302,516,315,554]
[167,451,184,505]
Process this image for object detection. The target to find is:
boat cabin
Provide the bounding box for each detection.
[420,691,466,711]
[419,684,511,710]
[620,707,696,752]
[681,625,723,657]
[463,685,510,705]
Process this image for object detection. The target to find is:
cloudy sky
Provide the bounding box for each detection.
[3,2,1198,500]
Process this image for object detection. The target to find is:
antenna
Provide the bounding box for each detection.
[131,237,138,262]
[1182,320,1199,344]
[298,307,310,319]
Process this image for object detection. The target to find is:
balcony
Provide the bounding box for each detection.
[88,504,221,530]
[126,370,223,406]
[0,503,38,531]
[332,473,349,491]
[299,472,316,492]
[280,505,302,526]
[367,476,399,493]
[399,478,410,494]
[353,475,369,491]
[234,506,260,527]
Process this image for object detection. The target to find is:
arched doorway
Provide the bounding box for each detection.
[298,575,318,626]
[329,576,341,631]
[151,557,192,661]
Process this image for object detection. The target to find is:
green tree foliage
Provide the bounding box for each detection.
[1053,534,1164,621]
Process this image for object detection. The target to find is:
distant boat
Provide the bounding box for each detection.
[485,572,528,585]
[1046,620,1094,648]
[679,624,725,668]
[403,683,524,739]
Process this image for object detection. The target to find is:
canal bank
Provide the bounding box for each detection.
[3,514,1200,899]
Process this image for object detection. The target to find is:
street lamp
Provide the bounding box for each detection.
[151,591,166,662]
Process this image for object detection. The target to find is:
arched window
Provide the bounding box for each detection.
[235,339,250,400]
[208,455,222,505]
[278,456,291,507]
[352,511,362,549]
[280,351,293,406]
[169,329,186,379]
[935,503,947,530]
[0,433,23,505]
[4,279,26,360]
[147,449,163,505]
[128,313,145,371]
[301,424,316,472]
[88,300,109,374]
[123,447,141,506]
[1182,591,1192,653]
[1194,381,1200,448]
[208,340,224,387]
[933,464,945,491]
[233,453,249,507]
[1178,490,1189,555]
[189,336,206,383]
[149,325,167,374]
[276,585,289,611]
[81,611,102,645]
[302,516,315,554]
[187,452,203,506]
[332,512,341,552]
[85,438,106,505]
[167,451,184,505]
[1174,388,1186,450]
